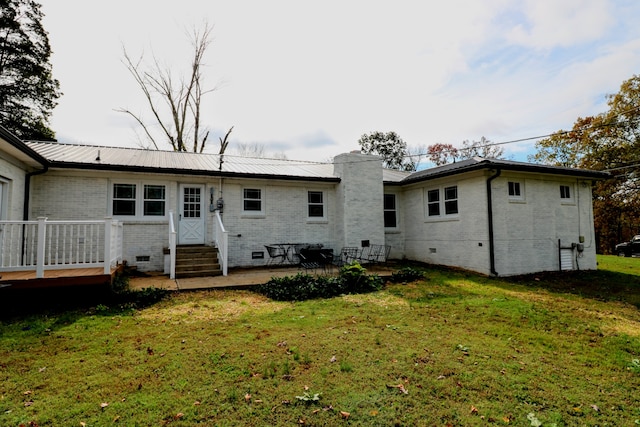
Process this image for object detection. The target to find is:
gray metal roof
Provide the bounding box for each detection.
[25,141,339,181]
[23,141,609,185]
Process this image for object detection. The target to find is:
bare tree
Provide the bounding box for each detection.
[117,23,228,153]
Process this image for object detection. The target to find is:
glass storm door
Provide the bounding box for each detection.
[179,184,205,245]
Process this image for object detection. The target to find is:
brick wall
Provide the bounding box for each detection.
[0,156,27,220]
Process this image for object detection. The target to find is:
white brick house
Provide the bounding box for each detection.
[0,126,609,277]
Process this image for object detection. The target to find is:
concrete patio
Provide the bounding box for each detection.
[129,264,397,291]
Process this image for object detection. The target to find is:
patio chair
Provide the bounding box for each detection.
[333,247,360,268]
[299,247,323,273]
[265,245,287,266]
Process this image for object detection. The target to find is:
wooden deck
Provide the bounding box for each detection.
[0,266,121,290]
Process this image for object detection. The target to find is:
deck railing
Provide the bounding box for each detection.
[214,211,228,276]
[168,211,177,279]
[0,217,123,278]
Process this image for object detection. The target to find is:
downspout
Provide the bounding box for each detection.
[486,168,501,276]
[22,164,49,267]
[23,164,49,220]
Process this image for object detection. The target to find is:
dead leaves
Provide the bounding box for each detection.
[386,383,409,394]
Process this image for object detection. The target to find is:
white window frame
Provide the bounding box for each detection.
[425,185,459,220]
[508,181,525,202]
[384,193,398,229]
[560,184,574,204]
[110,181,168,220]
[307,190,326,221]
[242,187,264,215]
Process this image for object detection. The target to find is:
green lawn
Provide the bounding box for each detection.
[2,256,640,426]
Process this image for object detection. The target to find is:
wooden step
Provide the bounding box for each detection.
[175,245,222,278]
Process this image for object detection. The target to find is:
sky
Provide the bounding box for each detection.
[41,0,640,165]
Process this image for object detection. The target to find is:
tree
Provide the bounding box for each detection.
[118,23,227,153]
[426,137,505,167]
[458,136,504,160]
[530,74,640,253]
[0,0,61,140]
[357,131,415,171]
[427,143,458,166]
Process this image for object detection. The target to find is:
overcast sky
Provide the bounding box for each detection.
[42,0,640,164]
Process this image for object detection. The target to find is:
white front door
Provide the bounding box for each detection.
[179,184,205,245]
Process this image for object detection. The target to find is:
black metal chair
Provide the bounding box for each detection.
[333,247,360,268]
[298,247,333,273]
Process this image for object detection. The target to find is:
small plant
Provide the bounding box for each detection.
[339,361,353,372]
[296,391,321,403]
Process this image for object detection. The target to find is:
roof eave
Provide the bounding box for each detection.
[46,161,341,183]
[0,126,49,168]
[401,161,610,185]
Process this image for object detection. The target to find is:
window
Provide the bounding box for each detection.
[560,185,571,199]
[444,186,458,215]
[308,191,324,218]
[144,185,166,216]
[427,189,440,216]
[243,188,262,212]
[384,194,397,228]
[508,181,521,197]
[182,187,201,218]
[426,186,458,218]
[112,183,166,218]
[113,184,136,216]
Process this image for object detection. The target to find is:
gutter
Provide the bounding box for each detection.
[486,168,501,276]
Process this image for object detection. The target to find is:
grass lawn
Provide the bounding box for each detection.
[2,256,640,426]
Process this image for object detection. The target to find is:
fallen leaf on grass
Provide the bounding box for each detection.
[386,384,408,394]
[100,402,109,409]
[175,413,184,419]
[330,355,337,363]
[245,393,251,402]
[470,406,478,415]
[23,390,32,395]
[340,411,350,419]
[24,401,34,407]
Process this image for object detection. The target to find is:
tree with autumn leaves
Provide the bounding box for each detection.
[530,74,640,253]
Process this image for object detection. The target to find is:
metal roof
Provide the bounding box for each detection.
[23,141,610,185]
[401,157,610,184]
[25,141,339,181]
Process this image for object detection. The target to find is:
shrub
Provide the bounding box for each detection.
[256,262,383,301]
[389,267,425,283]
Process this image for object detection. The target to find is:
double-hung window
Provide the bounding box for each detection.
[508,181,525,201]
[560,184,574,204]
[308,191,324,218]
[427,189,440,216]
[384,194,397,228]
[112,183,166,218]
[243,188,262,212]
[508,181,521,197]
[144,185,166,216]
[444,186,458,215]
[426,185,458,218]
